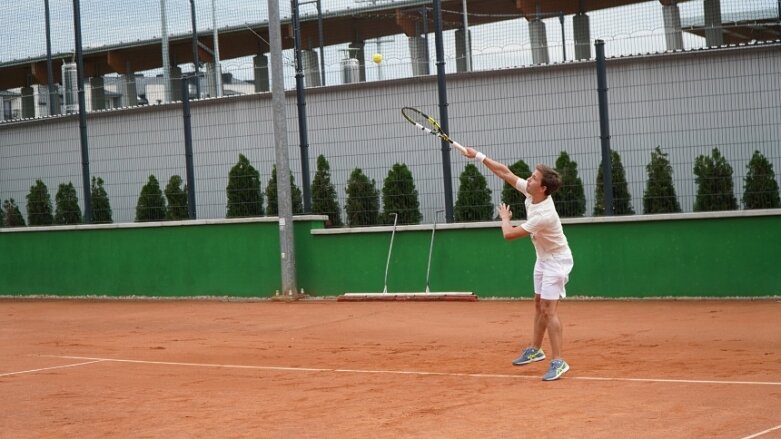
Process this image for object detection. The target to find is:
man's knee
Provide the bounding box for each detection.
[539,299,559,319]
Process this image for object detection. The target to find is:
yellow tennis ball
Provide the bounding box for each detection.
[372,53,383,64]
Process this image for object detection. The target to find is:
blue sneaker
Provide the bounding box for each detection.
[512,346,546,366]
[542,359,570,381]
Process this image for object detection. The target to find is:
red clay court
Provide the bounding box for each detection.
[1,298,780,438]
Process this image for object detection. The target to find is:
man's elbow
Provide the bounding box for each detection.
[499,172,514,184]
[503,229,528,240]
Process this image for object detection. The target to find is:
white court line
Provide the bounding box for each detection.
[574,376,781,386]
[0,360,104,378]
[42,355,781,387]
[741,423,781,439]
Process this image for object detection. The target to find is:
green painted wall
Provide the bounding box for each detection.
[0,220,317,297]
[547,216,780,297]
[302,215,781,297]
[1,213,780,298]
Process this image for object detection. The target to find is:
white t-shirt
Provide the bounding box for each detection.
[515,178,572,261]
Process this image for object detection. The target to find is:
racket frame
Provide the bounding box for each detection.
[401,107,467,155]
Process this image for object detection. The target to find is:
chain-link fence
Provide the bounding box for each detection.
[1,1,779,226]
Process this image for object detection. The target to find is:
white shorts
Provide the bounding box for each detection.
[533,254,574,301]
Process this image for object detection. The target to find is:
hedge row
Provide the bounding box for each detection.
[2,148,778,228]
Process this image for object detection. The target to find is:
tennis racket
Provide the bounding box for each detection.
[401,107,468,156]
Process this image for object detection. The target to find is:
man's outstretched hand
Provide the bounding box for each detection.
[498,203,513,221]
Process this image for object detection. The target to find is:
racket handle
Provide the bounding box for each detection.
[451,141,468,156]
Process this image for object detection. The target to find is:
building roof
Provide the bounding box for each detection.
[681,8,780,45]
[1,0,777,91]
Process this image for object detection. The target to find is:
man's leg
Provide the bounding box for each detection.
[538,255,572,380]
[540,298,562,359]
[512,294,547,365]
[540,297,568,381]
[531,259,546,349]
[532,294,546,348]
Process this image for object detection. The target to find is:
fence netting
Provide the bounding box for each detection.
[1,0,779,226]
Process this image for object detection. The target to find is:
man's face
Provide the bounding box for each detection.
[526,170,546,197]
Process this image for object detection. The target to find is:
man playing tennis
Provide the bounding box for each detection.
[464,147,574,381]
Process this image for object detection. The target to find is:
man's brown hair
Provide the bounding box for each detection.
[536,164,562,196]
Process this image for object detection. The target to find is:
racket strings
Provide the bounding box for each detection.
[404,109,440,133]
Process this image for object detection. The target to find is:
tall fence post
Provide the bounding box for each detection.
[268,0,299,298]
[44,0,58,116]
[181,76,197,219]
[189,0,201,98]
[433,0,455,223]
[73,0,92,223]
[595,39,613,215]
[292,0,312,213]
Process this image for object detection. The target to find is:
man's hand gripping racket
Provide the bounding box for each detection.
[401,107,471,157]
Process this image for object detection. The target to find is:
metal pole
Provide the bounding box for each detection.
[559,13,566,61]
[317,0,326,86]
[461,0,471,71]
[161,0,171,103]
[377,39,384,80]
[422,7,429,66]
[181,76,197,219]
[73,0,92,223]
[292,0,312,212]
[211,0,222,97]
[383,213,398,294]
[189,0,201,98]
[595,40,613,215]
[433,0,455,223]
[425,210,444,293]
[268,0,299,297]
[44,0,57,115]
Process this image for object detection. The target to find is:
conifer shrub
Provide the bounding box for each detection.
[265,165,303,216]
[54,182,83,225]
[311,155,342,227]
[742,150,780,209]
[345,168,380,226]
[693,148,737,212]
[226,154,263,217]
[2,199,25,227]
[501,160,531,219]
[455,163,493,222]
[165,175,189,220]
[26,179,54,225]
[643,146,681,214]
[553,152,586,217]
[91,177,113,223]
[135,175,167,222]
[381,163,422,225]
[594,150,634,216]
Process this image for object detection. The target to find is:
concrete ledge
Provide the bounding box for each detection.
[0,215,329,233]
[312,209,781,235]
